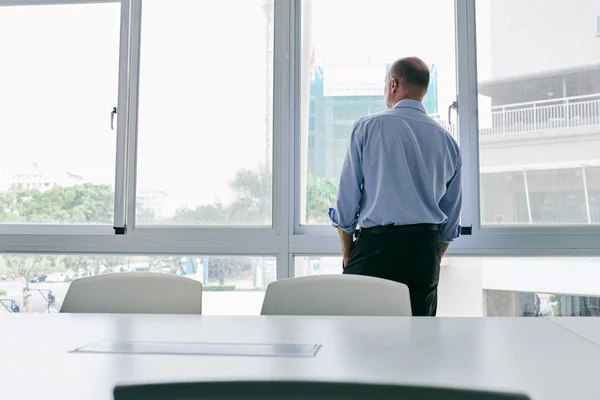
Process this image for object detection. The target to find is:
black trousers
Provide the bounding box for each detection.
[342,225,443,317]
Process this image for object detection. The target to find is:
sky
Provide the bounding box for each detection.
[0,0,489,220]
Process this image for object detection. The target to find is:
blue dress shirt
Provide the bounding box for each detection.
[329,99,462,242]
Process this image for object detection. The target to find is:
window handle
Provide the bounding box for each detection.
[110,107,117,130]
[448,100,458,125]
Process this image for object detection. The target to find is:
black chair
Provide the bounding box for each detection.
[114,380,530,400]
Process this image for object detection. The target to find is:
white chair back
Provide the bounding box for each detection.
[261,274,411,316]
[60,272,202,314]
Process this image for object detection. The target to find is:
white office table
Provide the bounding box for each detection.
[549,317,600,347]
[2,314,600,400]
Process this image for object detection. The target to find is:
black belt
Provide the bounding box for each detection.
[356,224,441,238]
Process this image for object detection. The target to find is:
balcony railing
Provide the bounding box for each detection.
[486,93,600,136]
[431,94,600,137]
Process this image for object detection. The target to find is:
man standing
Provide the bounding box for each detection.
[329,57,462,316]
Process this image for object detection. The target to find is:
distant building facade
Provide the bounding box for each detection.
[0,163,84,192]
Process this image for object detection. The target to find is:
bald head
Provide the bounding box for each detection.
[384,57,430,107]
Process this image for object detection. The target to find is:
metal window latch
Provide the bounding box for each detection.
[110,107,117,130]
[448,100,458,125]
[460,226,472,235]
[114,226,126,235]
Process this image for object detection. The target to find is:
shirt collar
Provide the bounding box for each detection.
[393,99,426,113]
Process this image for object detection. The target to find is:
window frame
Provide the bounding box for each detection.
[126,0,279,233]
[0,0,128,235]
[461,0,600,253]
[0,0,599,284]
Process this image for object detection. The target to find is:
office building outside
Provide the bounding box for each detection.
[470,0,600,316]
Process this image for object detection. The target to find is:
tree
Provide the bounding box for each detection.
[228,166,272,224]
[149,256,185,271]
[169,167,272,225]
[0,167,338,282]
[61,255,127,275]
[0,185,123,276]
[305,173,337,223]
[0,184,113,224]
[168,167,336,225]
[207,257,251,286]
[171,203,229,225]
[4,255,52,282]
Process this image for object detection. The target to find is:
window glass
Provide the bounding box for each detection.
[300,0,457,224]
[294,256,600,317]
[588,167,600,223]
[477,0,600,226]
[0,4,120,224]
[0,255,275,315]
[136,0,273,225]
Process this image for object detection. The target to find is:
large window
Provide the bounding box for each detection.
[0,254,275,315]
[135,0,273,226]
[476,0,600,227]
[0,0,599,313]
[299,0,457,225]
[0,3,120,225]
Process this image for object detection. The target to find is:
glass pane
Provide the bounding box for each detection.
[294,256,600,317]
[136,0,273,225]
[588,167,600,223]
[300,0,457,224]
[477,0,600,226]
[0,4,120,224]
[486,290,600,317]
[0,255,275,315]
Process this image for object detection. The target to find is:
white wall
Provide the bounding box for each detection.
[438,261,484,316]
[484,0,600,79]
[480,129,600,169]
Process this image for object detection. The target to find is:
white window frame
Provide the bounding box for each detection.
[0,0,128,236]
[290,0,600,258]
[0,0,599,282]
[453,0,600,256]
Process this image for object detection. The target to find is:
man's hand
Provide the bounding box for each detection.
[343,255,352,269]
[338,227,354,269]
[442,242,450,258]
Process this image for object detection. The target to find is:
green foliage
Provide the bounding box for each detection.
[0,167,338,280]
[0,184,113,224]
[172,168,336,225]
[61,255,127,275]
[0,168,337,227]
[306,173,337,223]
[203,285,236,292]
[549,294,562,316]
[228,166,272,224]
[171,203,229,225]
[208,257,252,286]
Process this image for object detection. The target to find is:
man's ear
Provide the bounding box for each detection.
[391,77,400,94]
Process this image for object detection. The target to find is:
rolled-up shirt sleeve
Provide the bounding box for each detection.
[329,122,364,234]
[439,154,462,242]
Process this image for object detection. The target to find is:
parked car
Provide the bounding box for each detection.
[30,273,47,283]
[45,273,66,283]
